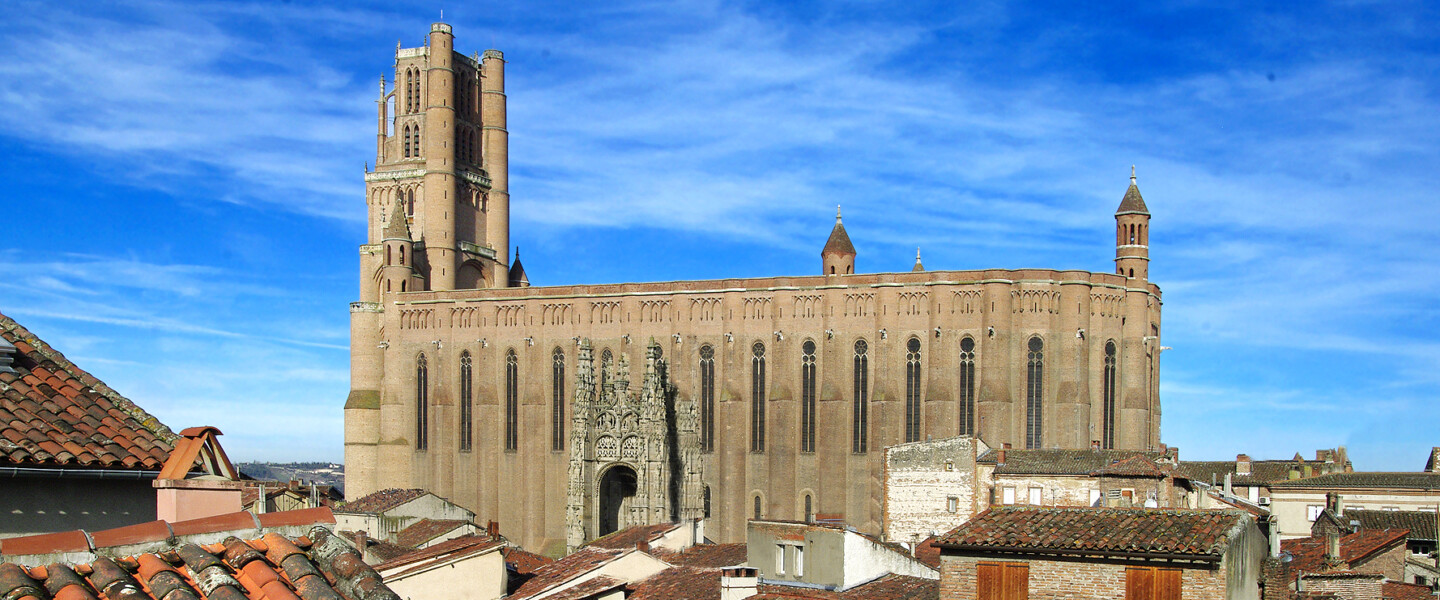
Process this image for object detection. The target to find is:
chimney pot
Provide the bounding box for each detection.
[487,520,500,538]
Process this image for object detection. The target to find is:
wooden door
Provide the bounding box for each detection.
[1127,566,1182,600]
[978,562,1029,600]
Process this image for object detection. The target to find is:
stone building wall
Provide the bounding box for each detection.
[1299,574,1383,600]
[883,436,987,544]
[939,554,1229,600]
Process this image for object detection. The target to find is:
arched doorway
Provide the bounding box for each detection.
[597,464,637,537]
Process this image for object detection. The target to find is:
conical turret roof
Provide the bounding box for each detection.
[912,248,925,272]
[508,247,529,287]
[382,200,412,241]
[822,206,856,256]
[1117,166,1149,215]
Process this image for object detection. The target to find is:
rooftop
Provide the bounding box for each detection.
[374,534,504,579]
[1345,509,1438,541]
[338,488,428,513]
[581,521,681,551]
[393,518,471,548]
[1090,454,1183,479]
[652,543,747,568]
[1270,472,1440,490]
[0,311,175,470]
[978,448,1167,475]
[509,547,626,599]
[936,507,1251,560]
[1282,529,1410,573]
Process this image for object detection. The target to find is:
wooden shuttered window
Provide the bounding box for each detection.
[1126,566,1182,600]
[977,562,1029,600]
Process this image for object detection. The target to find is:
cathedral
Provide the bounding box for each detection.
[343,23,1163,555]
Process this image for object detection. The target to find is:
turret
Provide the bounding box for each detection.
[422,22,458,290]
[481,48,510,287]
[376,76,387,163]
[1115,166,1150,280]
[821,206,856,276]
[508,247,530,287]
[380,200,417,293]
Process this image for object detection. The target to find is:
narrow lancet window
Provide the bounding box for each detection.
[505,349,518,452]
[459,351,472,452]
[1025,336,1044,449]
[552,348,565,451]
[852,340,868,453]
[959,337,976,436]
[905,338,923,442]
[415,353,428,451]
[801,340,817,453]
[1103,341,1118,449]
[751,342,766,453]
[699,345,715,452]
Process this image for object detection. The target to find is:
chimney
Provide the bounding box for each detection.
[1091,440,1101,450]
[1224,473,1233,496]
[257,483,268,514]
[1323,528,1345,570]
[0,338,16,374]
[290,479,301,490]
[720,567,759,600]
[356,530,370,563]
[998,443,1010,465]
[487,520,500,538]
[1236,454,1252,475]
[1326,492,1341,515]
[637,537,651,554]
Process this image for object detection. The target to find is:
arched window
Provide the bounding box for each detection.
[406,188,415,216]
[1103,341,1118,450]
[413,128,421,155]
[399,245,405,265]
[800,340,817,453]
[1025,336,1044,449]
[804,494,814,522]
[905,338,923,442]
[505,349,518,452]
[459,351,472,452]
[959,337,976,436]
[703,485,712,518]
[415,353,428,450]
[751,342,766,453]
[753,494,763,520]
[852,339,868,454]
[402,125,411,158]
[699,345,715,452]
[600,348,612,389]
[552,348,565,451]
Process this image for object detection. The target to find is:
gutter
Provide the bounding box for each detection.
[0,466,160,480]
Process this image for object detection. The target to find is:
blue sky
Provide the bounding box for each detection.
[1,1,1436,468]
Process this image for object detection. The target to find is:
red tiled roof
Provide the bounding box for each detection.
[1090,455,1182,479]
[374,534,504,578]
[0,511,394,600]
[0,508,336,558]
[653,543,748,568]
[1281,529,1410,573]
[340,488,427,513]
[394,519,471,548]
[582,522,681,551]
[338,531,414,563]
[0,311,176,469]
[913,536,942,570]
[510,547,625,598]
[1383,581,1433,600]
[754,574,939,599]
[627,566,720,600]
[502,546,555,575]
[936,507,1250,559]
[538,575,624,600]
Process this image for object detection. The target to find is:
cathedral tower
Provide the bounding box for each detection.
[821,206,856,275]
[1115,167,1151,280]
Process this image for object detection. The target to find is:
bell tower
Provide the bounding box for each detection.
[1115,166,1150,280]
[361,22,511,295]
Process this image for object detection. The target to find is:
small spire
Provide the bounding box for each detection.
[836,205,842,223]
[514,246,520,260]
[379,75,386,99]
[1131,165,1137,184]
[912,247,925,272]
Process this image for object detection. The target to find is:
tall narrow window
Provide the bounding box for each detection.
[905,338,923,442]
[699,345,715,452]
[1103,341,1118,449]
[415,353,428,450]
[505,349,518,452]
[959,337,976,436]
[751,342,766,453]
[600,349,612,389]
[753,494,762,520]
[852,340,868,454]
[403,125,411,158]
[800,340,817,453]
[703,485,712,518]
[459,351,472,452]
[804,494,813,522]
[1025,336,1044,449]
[552,348,565,451]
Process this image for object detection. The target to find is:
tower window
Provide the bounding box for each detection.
[1025,336,1044,449]
[751,342,766,453]
[703,485,712,518]
[800,340,817,453]
[852,339,869,454]
[699,345,715,452]
[505,349,518,452]
[415,353,429,451]
[459,351,472,452]
[754,494,763,520]
[552,348,565,451]
[959,336,976,436]
[804,494,813,522]
[905,337,922,443]
[1103,340,1118,450]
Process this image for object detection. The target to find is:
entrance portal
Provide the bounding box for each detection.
[597,464,638,537]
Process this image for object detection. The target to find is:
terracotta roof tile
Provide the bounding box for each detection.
[582,522,682,551]
[501,546,554,575]
[1270,472,1440,490]
[338,489,428,514]
[913,536,942,570]
[821,216,856,257]
[936,507,1250,559]
[1090,455,1183,479]
[979,449,1167,475]
[393,519,471,548]
[754,574,939,599]
[0,312,175,470]
[1382,581,1433,600]
[652,543,747,568]
[375,535,503,576]
[627,566,720,600]
[0,517,390,600]
[510,547,625,598]
[1281,529,1410,573]
[1346,510,1438,540]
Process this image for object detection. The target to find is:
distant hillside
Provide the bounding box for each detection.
[237,462,345,494]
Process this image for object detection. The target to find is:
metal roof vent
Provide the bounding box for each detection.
[0,337,17,374]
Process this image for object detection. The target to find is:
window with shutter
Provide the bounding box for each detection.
[1126,566,1181,600]
[977,562,1028,600]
